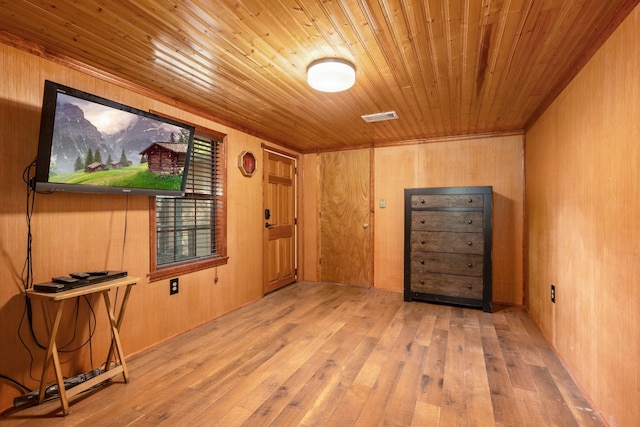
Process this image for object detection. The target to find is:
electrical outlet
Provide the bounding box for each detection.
[551,284,555,303]
[170,278,179,295]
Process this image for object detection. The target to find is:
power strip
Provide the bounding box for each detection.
[13,368,103,408]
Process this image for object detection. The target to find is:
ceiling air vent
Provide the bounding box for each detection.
[361,111,399,123]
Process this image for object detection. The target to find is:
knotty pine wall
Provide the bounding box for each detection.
[526,7,640,426]
[0,43,298,411]
[300,134,525,306]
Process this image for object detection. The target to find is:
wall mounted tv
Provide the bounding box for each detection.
[34,80,195,196]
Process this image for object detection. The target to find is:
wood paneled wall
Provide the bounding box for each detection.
[373,136,524,304]
[525,6,640,426]
[300,134,525,306]
[0,43,295,411]
[299,153,320,282]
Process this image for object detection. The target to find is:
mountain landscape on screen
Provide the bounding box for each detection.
[50,98,186,175]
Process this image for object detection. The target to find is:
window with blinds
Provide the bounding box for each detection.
[150,130,227,279]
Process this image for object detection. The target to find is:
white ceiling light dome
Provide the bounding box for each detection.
[307,58,356,92]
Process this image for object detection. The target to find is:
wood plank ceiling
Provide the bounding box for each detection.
[0,0,637,152]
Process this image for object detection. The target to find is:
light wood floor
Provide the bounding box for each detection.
[2,282,603,426]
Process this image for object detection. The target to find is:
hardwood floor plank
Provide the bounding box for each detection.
[322,383,371,426]
[411,401,441,426]
[351,319,403,388]
[413,309,437,347]
[512,387,553,427]
[463,311,496,426]
[530,365,580,427]
[417,327,448,407]
[241,326,357,425]
[215,406,254,426]
[382,344,427,425]
[482,332,525,425]
[499,338,538,392]
[533,351,603,427]
[1,282,604,426]
[353,358,405,426]
[275,335,379,426]
[300,334,381,426]
[195,287,367,424]
[439,308,470,426]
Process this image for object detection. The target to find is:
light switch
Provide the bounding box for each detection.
[380,199,386,208]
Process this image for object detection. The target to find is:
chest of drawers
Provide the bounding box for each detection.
[404,186,492,312]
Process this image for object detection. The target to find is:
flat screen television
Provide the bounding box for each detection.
[34,80,195,196]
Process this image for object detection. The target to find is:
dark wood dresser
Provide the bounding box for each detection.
[404,186,492,312]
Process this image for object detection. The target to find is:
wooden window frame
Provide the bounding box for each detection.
[148,126,228,282]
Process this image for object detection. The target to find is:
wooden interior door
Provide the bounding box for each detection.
[263,150,296,294]
[320,149,371,287]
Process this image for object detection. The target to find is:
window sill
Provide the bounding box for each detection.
[148,256,229,282]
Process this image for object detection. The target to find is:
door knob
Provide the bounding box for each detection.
[363,223,369,228]
[265,222,274,228]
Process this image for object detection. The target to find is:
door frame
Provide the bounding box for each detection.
[318,148,374,288]
[262,146,298,294]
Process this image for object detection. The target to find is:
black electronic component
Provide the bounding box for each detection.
[52,276,78,284]
[34,271,127,293]
[33,283,64,292]
[87,271,109,276]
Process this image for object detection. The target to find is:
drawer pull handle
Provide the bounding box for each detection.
[468,198,473,203]
[467,284,472,289]
[467,241,473,246]
[467,219,473,224]
[467,263,473,268]
[420,219,425,224]
[421,239,425,244]
[420,198,425,204]
[420,280,425,285]
[420,259,425,265]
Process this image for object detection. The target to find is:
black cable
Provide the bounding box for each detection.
[58,295,97,353]
[21,160,36,291]
[57,300,80,352]
[111,194,129,346]
[12,161,109,390]
[15,160,98,385]
[0,375,30,394]
[22,160,46,348]
[104,194,130,370]
[120,194,129,272]
[16,160,46,385]
[87,295,95,369]
[17,299,40,383]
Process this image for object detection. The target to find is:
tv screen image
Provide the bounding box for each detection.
[35,81,195,196]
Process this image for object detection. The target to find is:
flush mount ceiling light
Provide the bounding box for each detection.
[307,58,356,92]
